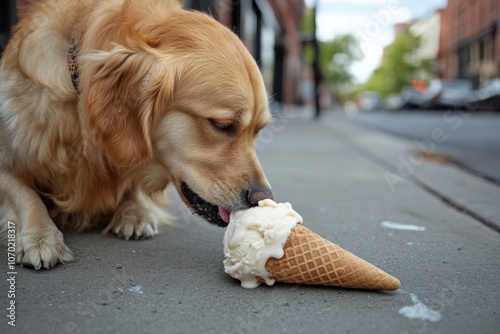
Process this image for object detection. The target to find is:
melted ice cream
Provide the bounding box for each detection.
[223,199,302,288]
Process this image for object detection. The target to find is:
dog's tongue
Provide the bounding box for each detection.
[218,206,231,224]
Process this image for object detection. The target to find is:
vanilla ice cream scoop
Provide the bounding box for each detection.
[223,199,302,288]
[223,199,401,291]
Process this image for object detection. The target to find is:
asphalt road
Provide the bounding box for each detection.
[345,110,500,183]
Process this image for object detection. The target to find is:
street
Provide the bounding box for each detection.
[346,110,500,183]
[1,106,499,334]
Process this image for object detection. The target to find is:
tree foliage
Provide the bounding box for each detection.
[361,29,429,97]
[319,35,362,89]
[300,7,362,90]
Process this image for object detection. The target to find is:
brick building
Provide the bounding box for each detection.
[438,0,500,87]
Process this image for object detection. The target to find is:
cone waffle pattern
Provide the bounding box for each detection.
[265,224,400,290]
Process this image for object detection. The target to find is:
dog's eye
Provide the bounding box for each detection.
[209,119,236,134]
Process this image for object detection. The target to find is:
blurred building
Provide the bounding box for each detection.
[394,21,416,37]
[410,11,441,68]
[438,0,500,87]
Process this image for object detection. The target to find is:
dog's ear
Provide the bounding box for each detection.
[85,46,167,167]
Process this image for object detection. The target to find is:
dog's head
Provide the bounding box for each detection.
[81,7,273,226]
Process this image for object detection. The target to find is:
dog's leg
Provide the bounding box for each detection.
[103,190,172,240]
[0,171,74,270]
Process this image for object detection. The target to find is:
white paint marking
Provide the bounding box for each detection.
[381,221,426,231]
[399,293,442,322]
[128,285,143,294]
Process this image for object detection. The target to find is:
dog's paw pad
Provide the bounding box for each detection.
[16,226,74,270]
[16,224,74,270]
[105,203,159,240]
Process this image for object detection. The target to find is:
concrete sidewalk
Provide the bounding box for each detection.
[1,107,499,334]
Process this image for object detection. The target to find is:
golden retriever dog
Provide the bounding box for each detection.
[0,0,274,270]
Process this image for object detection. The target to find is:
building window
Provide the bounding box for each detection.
[260,22,275,93]
[479,40,484,61]
[483,36,492,61]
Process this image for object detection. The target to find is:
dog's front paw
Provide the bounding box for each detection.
[104,200,160,240]
[17,223,74,270]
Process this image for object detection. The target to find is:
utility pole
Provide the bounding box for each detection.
[301,0,322,119]
[312,0,322,119]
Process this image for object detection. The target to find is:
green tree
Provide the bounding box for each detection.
[361,29,426,97]
[319,34,362,90]
[300,7,362,91]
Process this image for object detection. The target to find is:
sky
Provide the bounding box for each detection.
[304,0,448,83]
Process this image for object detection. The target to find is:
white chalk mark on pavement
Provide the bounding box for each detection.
[381,221,426,231]
[128,285,143,294]
[399,293,442,322]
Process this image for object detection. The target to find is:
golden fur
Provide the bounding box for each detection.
[0,0,272,270]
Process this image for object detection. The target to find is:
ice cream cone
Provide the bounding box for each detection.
[263,224,400,291]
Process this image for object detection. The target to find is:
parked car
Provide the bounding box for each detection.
[464,79,500,111]
[357,91,384,111]
[385,94,403,110]
[400,87,425,109]
[421,79,473,109]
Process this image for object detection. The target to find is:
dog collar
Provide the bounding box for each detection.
[68,34,79,92]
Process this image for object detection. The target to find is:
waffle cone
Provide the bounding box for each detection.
[264,224,400,291]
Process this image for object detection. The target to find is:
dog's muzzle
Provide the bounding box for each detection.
[180,182,273,227]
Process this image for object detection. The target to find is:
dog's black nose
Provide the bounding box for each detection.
[247,185,274,206]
